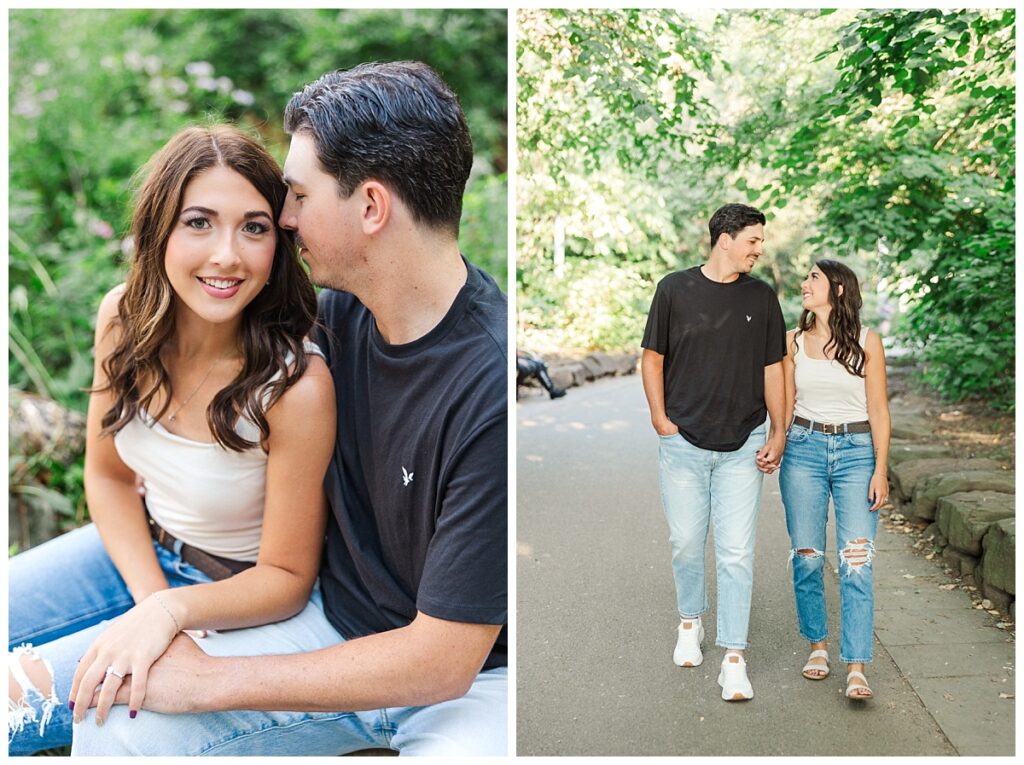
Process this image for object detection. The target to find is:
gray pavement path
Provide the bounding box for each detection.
[516,375,1014,756]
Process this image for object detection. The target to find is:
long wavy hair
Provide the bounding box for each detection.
[97,125,318,451]
[796,259,865,378]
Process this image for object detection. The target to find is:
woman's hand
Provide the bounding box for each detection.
[868,471,890,512]
[69,591,182,725]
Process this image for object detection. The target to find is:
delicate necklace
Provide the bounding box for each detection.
[165,349,229,423]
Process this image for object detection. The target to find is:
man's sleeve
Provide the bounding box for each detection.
[416,414,507,624]
[765,292,786,366]
[640,279,670,354]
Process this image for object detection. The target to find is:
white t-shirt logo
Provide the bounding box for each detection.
[746,315,752,322]
[402,466,414,487]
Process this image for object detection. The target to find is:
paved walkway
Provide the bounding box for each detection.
[516,375,1014,756]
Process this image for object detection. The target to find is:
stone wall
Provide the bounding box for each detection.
[520,351,638,393]
[884,380,1015,622]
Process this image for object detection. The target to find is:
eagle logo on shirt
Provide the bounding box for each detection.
[402,466,414,487]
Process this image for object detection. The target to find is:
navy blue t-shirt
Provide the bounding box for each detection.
[314,261,507,670]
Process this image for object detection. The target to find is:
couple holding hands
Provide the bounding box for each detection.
[642,203,891,703]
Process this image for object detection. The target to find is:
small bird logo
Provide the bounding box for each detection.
[402,466,414,487]
[745,315,752,322]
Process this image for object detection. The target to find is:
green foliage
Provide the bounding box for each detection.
[517,9,723,352]
[518,9,716,176]
[519,8,1015,410]
[10,8,507,410]
[461,173,509,287]
[9,9,508,523]
[519,259,651,353]
[763,8,1015,407]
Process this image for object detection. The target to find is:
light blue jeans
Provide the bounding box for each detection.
[8,523,216,755]
[658,422,766,650]
[8,523,507,756]
[779,423,878,663]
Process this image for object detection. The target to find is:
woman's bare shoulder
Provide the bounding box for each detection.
[271,352,335,421]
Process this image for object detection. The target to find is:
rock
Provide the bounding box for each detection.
[936,491,1015,557]
[585,352,619,377]
[910,470,1017,521]
[889,412,937,441]
[941,547,979,578]
[889,458,1004,501]
[546,352,637,390]
[981,517,1015,595]
[888,441,955,466]
[9,390,87,551]
[9,389,87,463]
[548,365,575,391]
[922,522,948,548]
[982,583,1013,614]
[615,352,639,375]
[578,356,602,381]
[549,361,590,388]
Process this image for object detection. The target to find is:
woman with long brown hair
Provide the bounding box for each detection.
[8,124,335,754]
[779,259,890,701]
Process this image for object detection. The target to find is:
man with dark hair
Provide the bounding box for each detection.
[74,61,507,756]
[641,203,785,702]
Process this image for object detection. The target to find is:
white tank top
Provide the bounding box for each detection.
[793,327,870,424]
[113,342,323,561]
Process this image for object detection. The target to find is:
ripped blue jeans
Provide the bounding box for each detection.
[7,523,213,755]
[10,524,509,756]
[779,424,878,664]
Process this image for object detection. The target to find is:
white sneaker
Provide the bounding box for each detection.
[717,653,754,701]
[672,618,704,667]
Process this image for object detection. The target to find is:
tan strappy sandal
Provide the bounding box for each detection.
[846,670,873,700]
[801,648,830,680]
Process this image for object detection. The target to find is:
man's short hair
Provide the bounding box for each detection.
[284,61,473,235]
[708,203,766,249]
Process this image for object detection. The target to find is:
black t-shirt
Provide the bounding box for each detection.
[314,261,507,670]
[641,266,786,452]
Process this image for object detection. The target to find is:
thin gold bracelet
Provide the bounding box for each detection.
[152,591,181,632]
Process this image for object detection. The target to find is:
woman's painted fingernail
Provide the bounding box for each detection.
[68,700,75,711]
[130,710,138,719]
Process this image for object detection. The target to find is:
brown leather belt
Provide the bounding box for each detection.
[792,415,872,435]
[147,514,255,581]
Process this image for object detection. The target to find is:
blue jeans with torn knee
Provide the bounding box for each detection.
[779,424,878,664]
[9,524,507,756]
[8,523,214,755]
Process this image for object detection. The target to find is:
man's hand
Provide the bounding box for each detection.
[652,415,679,437]
[87,632,214,716]
[755,432,785,474]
